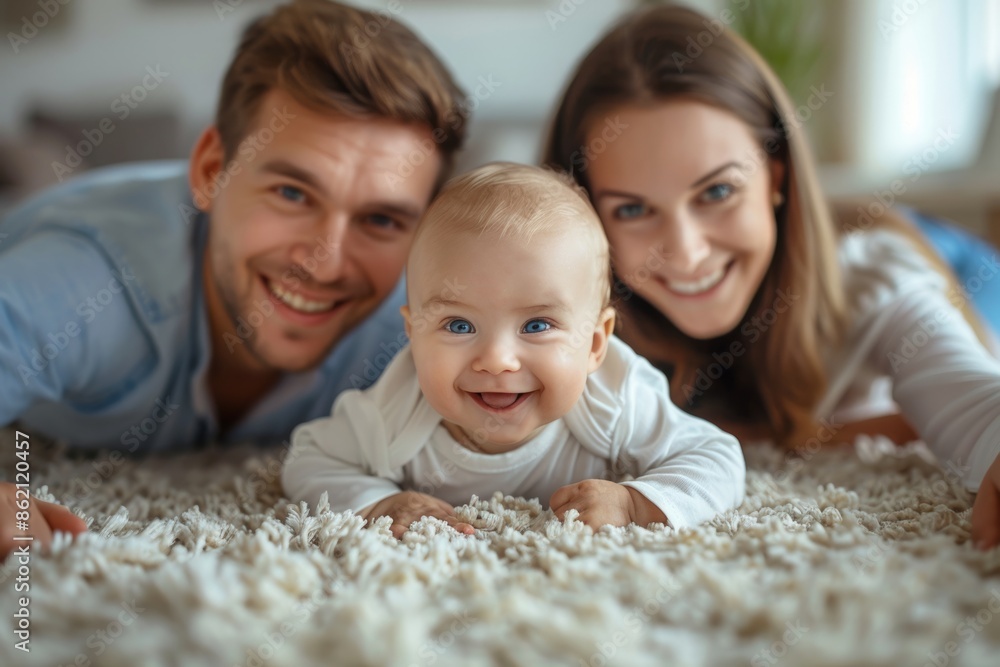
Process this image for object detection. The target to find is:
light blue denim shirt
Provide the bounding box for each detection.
[0,161,407,452]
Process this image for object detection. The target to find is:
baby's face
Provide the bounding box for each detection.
[403,228,614,454]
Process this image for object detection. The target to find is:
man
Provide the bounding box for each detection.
[0,0,466,557]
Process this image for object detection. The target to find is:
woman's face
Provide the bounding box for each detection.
[585,101,782,340]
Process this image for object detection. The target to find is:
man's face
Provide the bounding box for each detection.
[190,88,442,373]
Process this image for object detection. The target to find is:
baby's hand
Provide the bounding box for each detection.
[972,452,1000,550]
[550,480,667,530]
[362,491,475,539]
[0,483,88,560]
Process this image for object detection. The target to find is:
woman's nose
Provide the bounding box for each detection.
[662,215,711,275]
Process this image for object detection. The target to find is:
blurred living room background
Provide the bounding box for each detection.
[1,0,998,246]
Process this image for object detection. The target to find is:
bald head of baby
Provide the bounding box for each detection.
[406,162,611,317]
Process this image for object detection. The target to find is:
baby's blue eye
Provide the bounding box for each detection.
[614,202,648,220]
[522,319,551,334]
[447,319,474,334]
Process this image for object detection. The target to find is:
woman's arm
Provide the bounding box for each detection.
[869,289,1000,490]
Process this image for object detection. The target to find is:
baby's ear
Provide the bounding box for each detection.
[587,307,617,373]
[400,305,412,338]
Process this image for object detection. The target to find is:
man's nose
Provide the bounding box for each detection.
[290,214,348,284]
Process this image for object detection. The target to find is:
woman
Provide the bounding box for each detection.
[544,4,1000,548]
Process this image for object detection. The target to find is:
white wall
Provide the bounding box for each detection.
[3,0,993,175]
[0,0,271,137]
[0,0,645,166]
[849,0,997,173]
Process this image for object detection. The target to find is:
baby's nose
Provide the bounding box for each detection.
[471,337,521,374]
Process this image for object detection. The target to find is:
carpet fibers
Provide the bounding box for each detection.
[1,429,1000,667]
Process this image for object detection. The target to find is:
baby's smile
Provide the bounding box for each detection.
[469,391,534,413]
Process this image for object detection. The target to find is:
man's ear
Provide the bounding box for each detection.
[400,305,412,338]
[587,306,617,373]
[188,126,225,213]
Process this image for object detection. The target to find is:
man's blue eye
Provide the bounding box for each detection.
[614,202,647,220]
[278,185,307,203]
[701,183,734,203]
[522,319,551,334]
[367,214,397,229]
[447,319,474,334]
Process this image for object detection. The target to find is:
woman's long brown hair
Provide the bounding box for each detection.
[543,3,850,447]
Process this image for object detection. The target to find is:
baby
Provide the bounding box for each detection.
[281,163,745,538]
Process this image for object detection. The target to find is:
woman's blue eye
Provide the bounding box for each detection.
[522,319,551,334]
[614,202,647,220]
[278,185,307,204]
[701,183,734,203]
[447,319,474,334]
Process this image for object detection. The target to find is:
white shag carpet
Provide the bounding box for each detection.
[2,429,1000,667]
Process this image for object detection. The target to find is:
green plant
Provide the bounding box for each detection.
[726,0,827,105]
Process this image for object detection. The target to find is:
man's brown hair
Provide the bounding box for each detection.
[216,0,467,181]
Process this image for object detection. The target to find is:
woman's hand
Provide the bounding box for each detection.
[362,491,474,539]
[971,453,1000,550]
[837,414,919,446]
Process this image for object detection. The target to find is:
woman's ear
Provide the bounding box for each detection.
[188,126,225,213]
[587,306,617,373]
[769,158,787,205]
